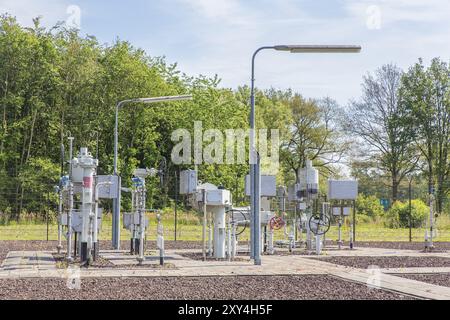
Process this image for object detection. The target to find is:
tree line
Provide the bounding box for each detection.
[0,15,448,221]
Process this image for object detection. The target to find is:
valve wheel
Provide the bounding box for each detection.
[269,216,285,230]
[308,215,331,235]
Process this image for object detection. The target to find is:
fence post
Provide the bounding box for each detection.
[174,169,178,242]
[46,191,49,241]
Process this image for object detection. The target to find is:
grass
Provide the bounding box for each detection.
[1,212,450,242]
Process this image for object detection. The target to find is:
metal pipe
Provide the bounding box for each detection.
[231,223,237,259]
[138,185,146,264]
[208,212,213,257]
[93,181,110,260]
[57,189,63,254]
[409,177,413,242]
[157,213,164,266]
[338,215,342,250]
[429,193,434,248]
[202,189,207,261]
[227,219,231,261]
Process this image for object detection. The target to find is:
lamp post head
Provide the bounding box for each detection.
[274,45,361,53]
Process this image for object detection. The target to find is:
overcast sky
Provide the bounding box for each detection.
[1,0,449,106]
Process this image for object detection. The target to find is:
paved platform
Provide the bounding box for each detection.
[1,251,56,271]
[1,247,450,300]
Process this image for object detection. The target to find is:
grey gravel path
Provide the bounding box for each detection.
[0,275,415,300]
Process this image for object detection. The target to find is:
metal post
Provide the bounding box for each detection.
[174,169,178,241]
[66,137,74,262]
[409,177,413,242]
[112,102,121,250]
[202,189,207,261]
[57,143,64,253]
[352,200,356,243]
[138,184,145,264]
[157,213,165,266]
[57,189,63,253]
[253,154,261,264]
[208,212,213,257]
[46,196,49,241]
[429,192,434,249]
[249,47,273,265]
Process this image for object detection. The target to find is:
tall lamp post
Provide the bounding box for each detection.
[112,95,193,249]
[250,45,361,265]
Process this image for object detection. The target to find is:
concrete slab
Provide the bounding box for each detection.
[1,251,56,271]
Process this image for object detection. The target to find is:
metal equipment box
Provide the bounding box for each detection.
[123,212,149,229]
[328,180,358,200]
[180,170,197,195]
[244,175,277,197]
[97,175,119,199]
[206,189,231,206]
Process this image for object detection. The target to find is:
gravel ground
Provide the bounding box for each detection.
[0,275,415,300]
[311,256,450,269]
[396,273,450,288]
[354,241,450,251]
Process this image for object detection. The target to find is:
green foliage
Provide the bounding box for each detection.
[0,15,448,224]
[385,200,429,228]
[400,58,450,214]
[356,194,385,218]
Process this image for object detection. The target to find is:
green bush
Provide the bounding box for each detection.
[356,194,384,218]
[385,200,429,228]
[355,213,372,224]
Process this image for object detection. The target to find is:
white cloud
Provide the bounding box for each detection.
[177,0,242,21]
[0,0,72,28]
[344,0,450,25]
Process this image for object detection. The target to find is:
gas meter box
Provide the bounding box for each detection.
[332,207,352,216]
[97,175,119,199]
[206,189,231,206]
[260,211,275,225]
[123,212,149,229]
[244,175,277,197]
[71,210,84,233]
[70,162,84,183]
[180,170,197,195]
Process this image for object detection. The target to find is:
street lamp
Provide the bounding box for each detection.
[112,94,193,249]
[249,45,361,265]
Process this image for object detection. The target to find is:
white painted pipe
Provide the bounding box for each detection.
[268,228,274,255]
[208,212,213,257]
[231,223,237,259]
[315,234,321,255]
[57,190,63,253]
[212,207,226,259]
